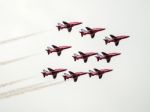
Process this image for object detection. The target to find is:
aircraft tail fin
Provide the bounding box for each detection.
[89,70,94,77]
[95,53,103,61]
[63,75,67,81]
[46,47,53,55]
[104,37,110,45]
[63,73,69,81]
[72,53,78,61]
[42,70,47,78]
[56,23,63,31]
[42,72,46,78]
[79,29,86,37]
[72,56,76,61]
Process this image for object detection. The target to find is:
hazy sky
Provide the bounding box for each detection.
[0,0,150,112]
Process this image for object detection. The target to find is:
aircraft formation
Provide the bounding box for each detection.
[42,21,129,82]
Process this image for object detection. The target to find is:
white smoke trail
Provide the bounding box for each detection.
[0,75,37,88]
[0,81,64,99]
[0,30,49,45]
[0,53,40,65]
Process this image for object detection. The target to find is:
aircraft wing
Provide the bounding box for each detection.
[101,52,111,62]
[47,68,55,72]
[86,27,92,31]
[78,51,88,62]
[83,58,88,63]
[110,35,117,40]
[94,68,101,73]
[52,73,57,79]
[67,27,72,32]
[78,51,86,56]
[101,52,109,56]
[114,40,119,46]
[57,51,61,56]
[69,71,75,75]
[98,74,103,79]
[90,33,95,38]
[62,21,72,32]
[52,45,59,49]
[94,69,103,79]
[106,57,111,63]
[73,76,78,82]
[63,21,69,25]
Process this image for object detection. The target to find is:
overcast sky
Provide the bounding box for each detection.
[0,0,150,112]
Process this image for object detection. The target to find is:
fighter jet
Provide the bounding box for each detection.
[56,21,82,32]
[72,51,98,63]
[63,71,88,82]
[88,68,113,79]
[79,27,105,38]
[95,52,121,63]
[104,34,129,46]
[41,68,67,79]
[46,45,72,56]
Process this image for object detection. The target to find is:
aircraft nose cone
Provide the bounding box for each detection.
[98,28,105,31]
[63,69,67,71]
[124,36,130,38]
[110,69,113,71]
[108,69,113,72]
[78,22,82,24]
[117,53,121,55]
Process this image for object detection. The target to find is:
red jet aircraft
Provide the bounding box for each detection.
[41,68,67,79]
[95,52,121,63]
[63,71,88,82]
[104,34,129,46]
[79,27,105,38]
[46,45,72,56]
[72,51,98,63]
[88,68,113,79]
[56,21,82,32]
